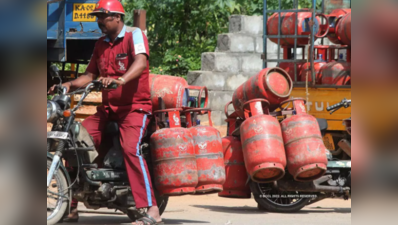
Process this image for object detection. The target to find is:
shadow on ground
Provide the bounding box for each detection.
[303,207,351,213]
[55,214,210,225]
[55,214,131,225]
[192,204,351,215]
[256,207,351,214]
[163,218,210,224]
[192,205,262,215]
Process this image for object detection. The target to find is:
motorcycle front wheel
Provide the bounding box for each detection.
[250,181,311,213]
[47,159,69,225]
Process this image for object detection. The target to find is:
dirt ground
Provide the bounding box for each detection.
[62,194,351,225]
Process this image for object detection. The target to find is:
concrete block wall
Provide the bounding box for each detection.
[188,15,331,126]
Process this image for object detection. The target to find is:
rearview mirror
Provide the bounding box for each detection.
[49,65,62,85]
[49,65,60,79]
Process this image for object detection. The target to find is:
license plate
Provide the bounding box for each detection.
[323,133,335,150]
[47,131,69,140]
[72,3,96,22]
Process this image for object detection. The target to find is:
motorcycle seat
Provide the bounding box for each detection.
[105,122,119,135]
[317,118,328,131]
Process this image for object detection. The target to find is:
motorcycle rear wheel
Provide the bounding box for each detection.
[47,159,69,225]
[250,181,310,213]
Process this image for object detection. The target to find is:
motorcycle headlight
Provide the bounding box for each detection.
[47,101,60,123]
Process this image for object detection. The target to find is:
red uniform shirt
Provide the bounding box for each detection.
[86,25,152,116]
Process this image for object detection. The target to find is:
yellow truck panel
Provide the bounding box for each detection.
[290,87,351,131]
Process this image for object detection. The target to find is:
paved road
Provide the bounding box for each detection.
[60,194,351,225]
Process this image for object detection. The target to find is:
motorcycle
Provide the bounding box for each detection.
[46,66,168,225]
[329,99,351,157]
[251,99,351,212]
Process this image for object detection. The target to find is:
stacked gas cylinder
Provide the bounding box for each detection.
[218,68,329,198]
[148,74,226,196]
[268,8,352,85]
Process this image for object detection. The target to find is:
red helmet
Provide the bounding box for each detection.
[89,0,125,16]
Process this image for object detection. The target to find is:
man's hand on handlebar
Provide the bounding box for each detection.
[98,77,124,88]
[47,82,71,95]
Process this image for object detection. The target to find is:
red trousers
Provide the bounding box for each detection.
[72,107,157,209]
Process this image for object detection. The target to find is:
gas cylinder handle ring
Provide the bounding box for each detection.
[198,86,209,109]
[315,13,330,38]
[279,98,307,111]
[242,99,270,119]
[334,15,344,28]
[184,108,213,126]
[224,101,233,118]
[153,108,184,115]
[187,85,209,109]
[184,108,211,114]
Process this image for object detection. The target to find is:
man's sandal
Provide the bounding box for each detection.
[62,208,79,223]
[133,213,164,225]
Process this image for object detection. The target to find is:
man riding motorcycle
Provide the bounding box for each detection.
[48,0,162,224]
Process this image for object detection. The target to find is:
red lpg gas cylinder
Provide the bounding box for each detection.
[327,9,351,44]
[150,108,198,196]
[232,67,292,117]
[279,62,304,82]
[185,108,226,194]
[240,99,286,183]
[335,13,351,45]
[219,102,251,198]
[300,46,330,84]
[321,56,351,85]
[149,74,189,111]
[279,46,306,81]
[267,12,328,46]
[280,99,328,182]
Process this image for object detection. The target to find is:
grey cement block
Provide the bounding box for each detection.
[229,15,263,36]
[241,54,263,73]
[188,71,257,91]
[225,73,253,91]
[187,71,227,91]
[186,71,201,85]
[217,34,255,53]
[201,52,240,73]
[208,91,235,111]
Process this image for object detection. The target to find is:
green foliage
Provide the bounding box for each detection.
[236,0,323,15]
[55,63,88,73]
[121,0,323,77]
[123,0,240,77]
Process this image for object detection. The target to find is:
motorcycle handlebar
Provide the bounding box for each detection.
[66,80,118,95]
[327,101,345,112]
[91,80,119,90]
[327,99,351,112]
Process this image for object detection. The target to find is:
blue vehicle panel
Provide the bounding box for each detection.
[48,0,102,62]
